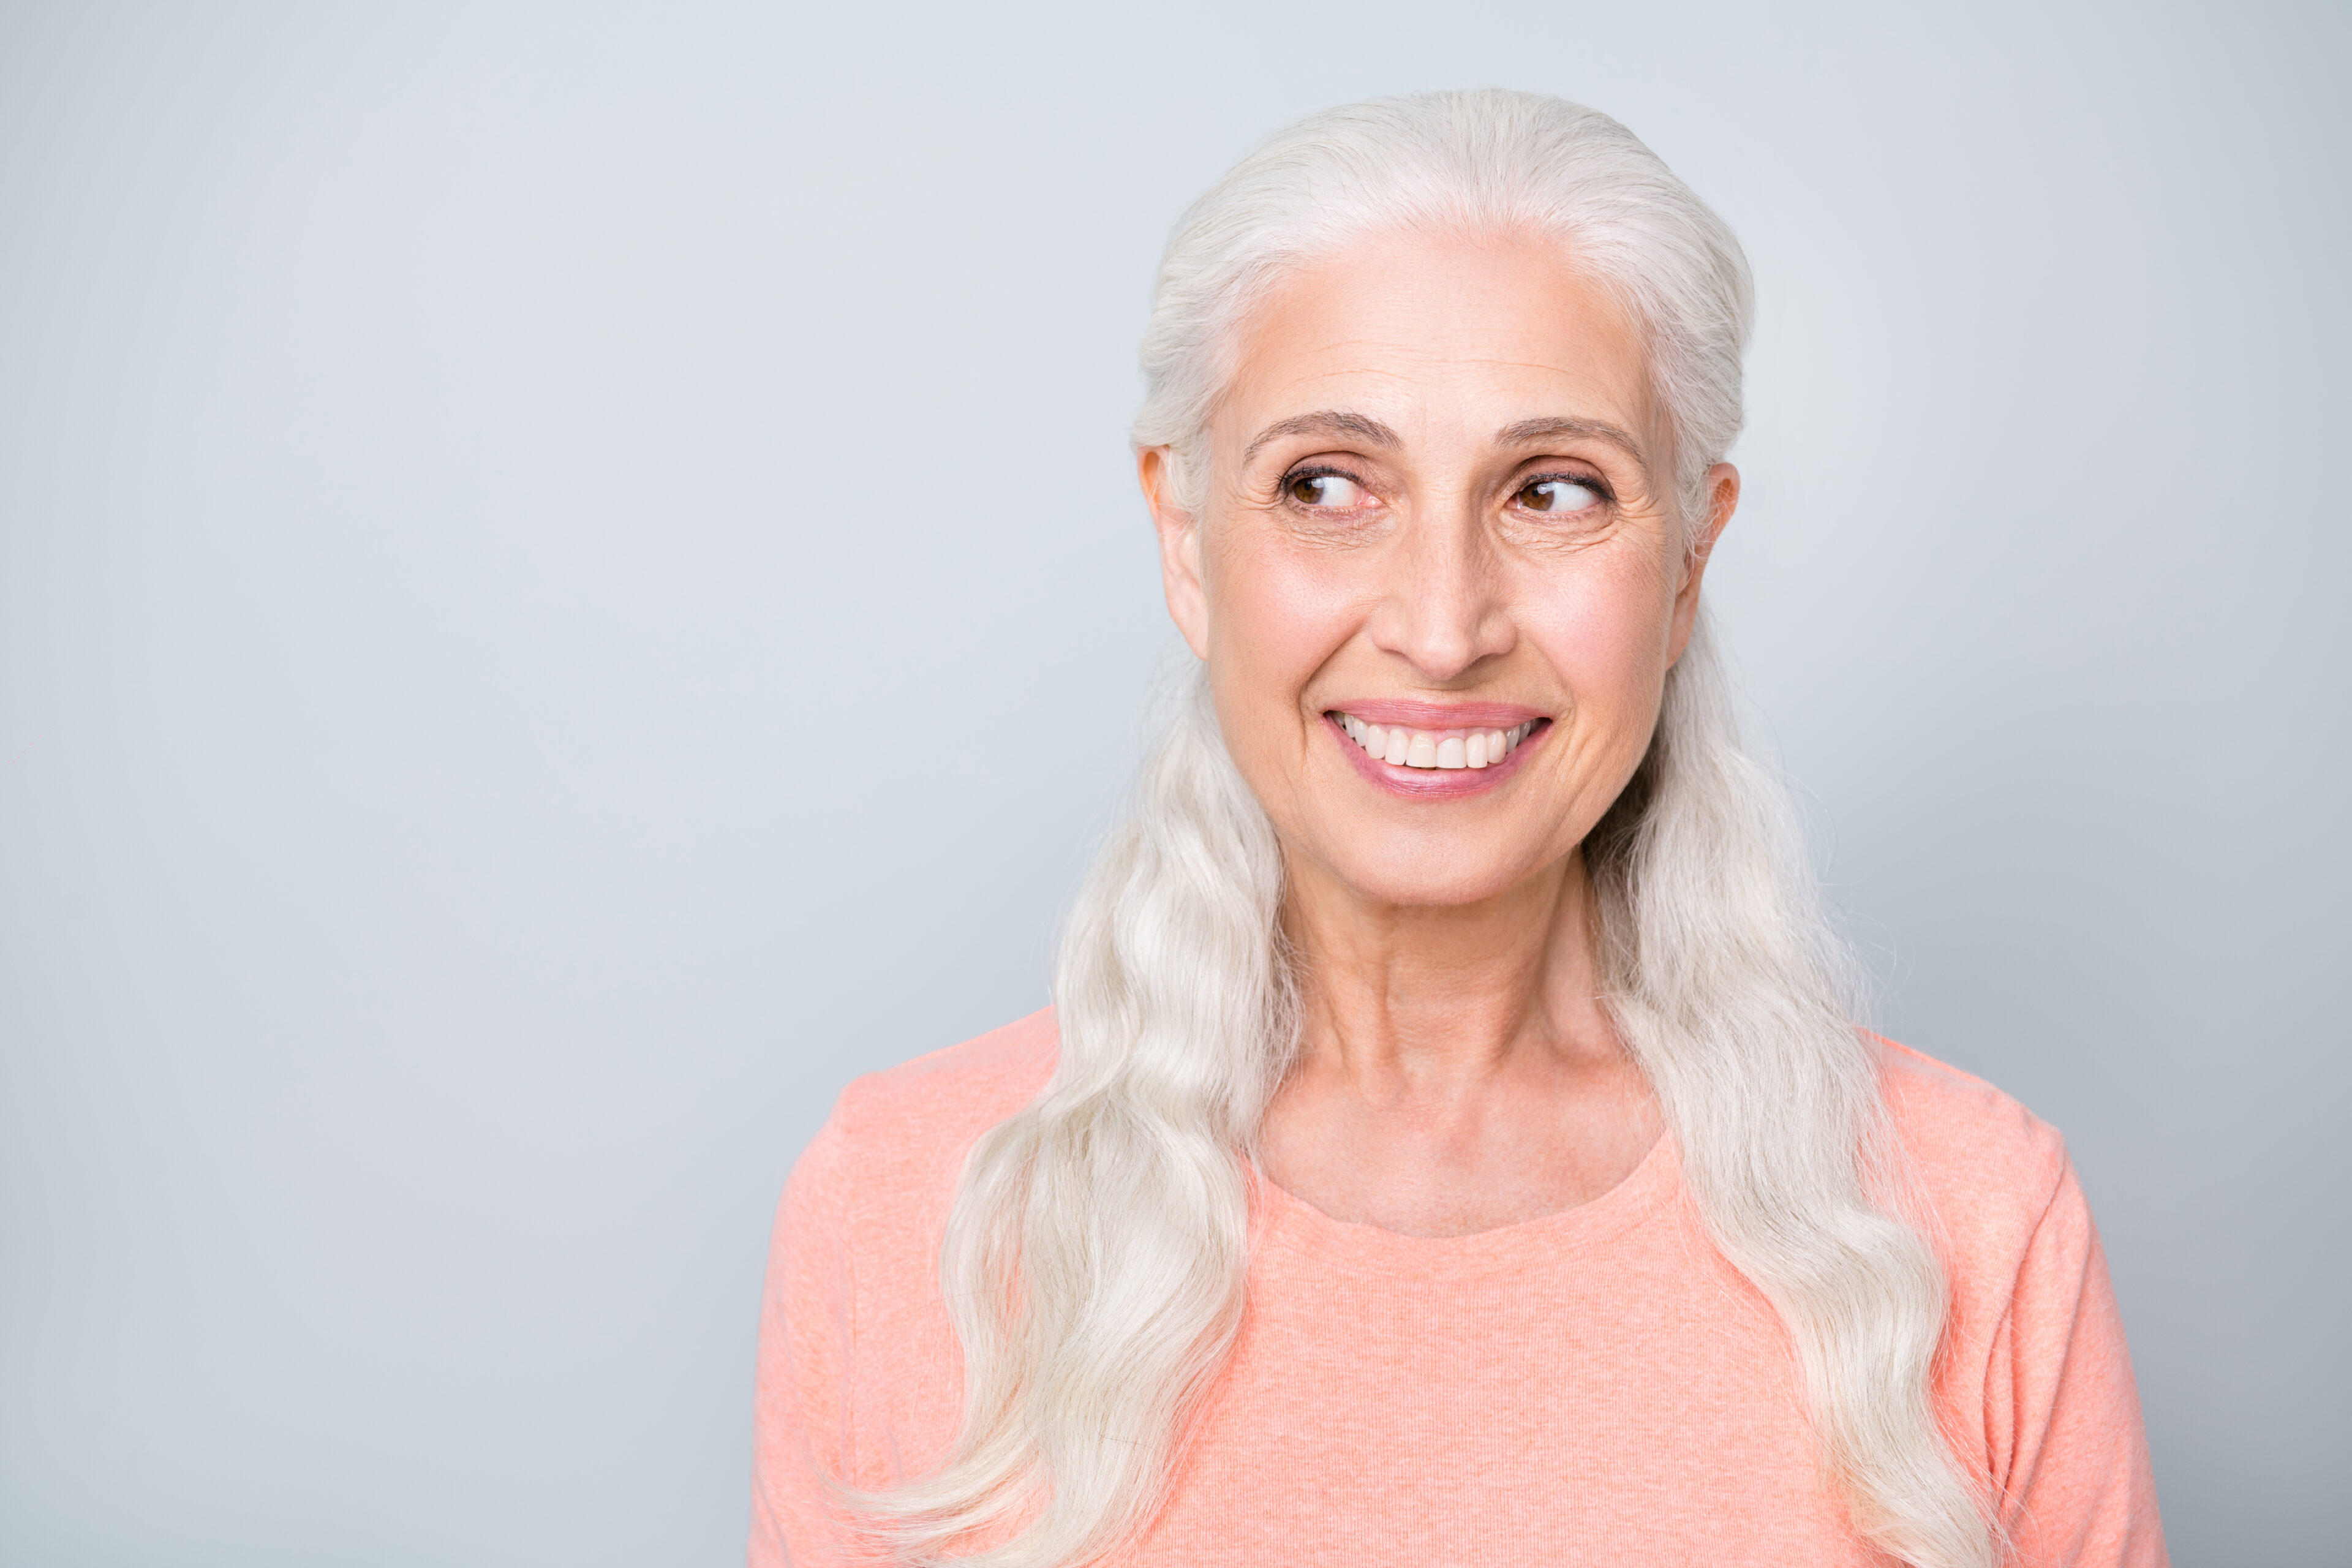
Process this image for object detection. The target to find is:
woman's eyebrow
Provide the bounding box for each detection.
[1242,410,1403,466]
[1494,415,1646,466]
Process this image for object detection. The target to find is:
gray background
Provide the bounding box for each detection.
[2,1,2343,1562]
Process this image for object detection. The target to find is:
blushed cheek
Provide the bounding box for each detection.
[1521,577,1675,748]
[1208,540,1369,707]
[1202,538,1373,818]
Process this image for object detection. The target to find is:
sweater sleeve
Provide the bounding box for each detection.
[748,1107,883,1568]
[1986,1153,2168,1568]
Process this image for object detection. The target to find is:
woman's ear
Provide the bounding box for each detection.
[1667,462,1738,666]
[1139,447,1212,659]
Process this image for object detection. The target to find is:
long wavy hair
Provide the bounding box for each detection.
[861,91,1992,1568]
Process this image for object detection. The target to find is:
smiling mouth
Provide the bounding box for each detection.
[1328,711,1542,770]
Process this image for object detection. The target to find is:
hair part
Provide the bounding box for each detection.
[859,89,1994,1568]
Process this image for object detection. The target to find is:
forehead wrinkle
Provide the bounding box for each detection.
[1240,410,1404,467]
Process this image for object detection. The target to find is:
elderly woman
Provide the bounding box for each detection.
[750,91,2165,1567]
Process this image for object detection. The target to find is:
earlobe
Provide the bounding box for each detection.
[1139,447,1212,660]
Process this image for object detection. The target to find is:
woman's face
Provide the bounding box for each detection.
[1143,229,1735,909]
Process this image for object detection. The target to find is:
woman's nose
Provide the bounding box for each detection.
[1365,502,1513,682]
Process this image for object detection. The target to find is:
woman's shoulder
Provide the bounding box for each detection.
[1872,1034,2067,1187]
[838,1004,1060,1133]
[796,1006,1061,1216]
[1868,1033,2077,1289]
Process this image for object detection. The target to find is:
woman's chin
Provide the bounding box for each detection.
[1296,839,1565,912]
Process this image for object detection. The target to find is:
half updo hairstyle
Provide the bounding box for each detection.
[859,89,1995,1568]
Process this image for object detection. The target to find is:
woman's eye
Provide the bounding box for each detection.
[1518,477,1602,513]
[1288,473,1366,508]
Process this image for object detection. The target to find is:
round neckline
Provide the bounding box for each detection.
[1248,1129,1682,1281]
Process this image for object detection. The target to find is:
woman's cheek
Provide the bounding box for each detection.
[1521,566,1674,726]
[1210,534,1370,690]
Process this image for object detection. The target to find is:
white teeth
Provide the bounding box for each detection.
[1333,712,1542,770]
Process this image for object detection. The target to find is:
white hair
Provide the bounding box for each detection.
[861,90,1993,1568]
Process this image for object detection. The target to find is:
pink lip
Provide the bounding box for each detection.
[1324,712,1551,799]
[1328,698,1548,729]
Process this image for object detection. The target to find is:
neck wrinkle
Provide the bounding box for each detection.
[1278,845,1626,1097]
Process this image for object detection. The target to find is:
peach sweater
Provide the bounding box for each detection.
[750,1009,2165,1566]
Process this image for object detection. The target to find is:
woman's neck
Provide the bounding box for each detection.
[1282,846,1619,1088]
[1260,847,1662,1237]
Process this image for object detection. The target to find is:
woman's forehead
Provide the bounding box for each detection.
[1219,232,1659,452]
